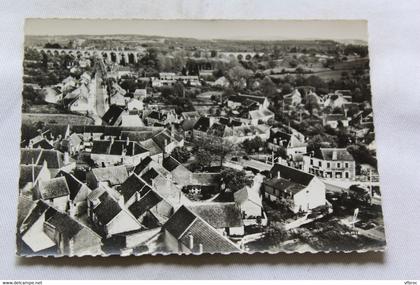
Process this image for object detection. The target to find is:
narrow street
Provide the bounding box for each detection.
[93,58,109,122]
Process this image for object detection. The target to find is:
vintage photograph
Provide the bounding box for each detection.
[17,19,385,257]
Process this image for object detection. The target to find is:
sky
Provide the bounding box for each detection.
[24,19,368,41]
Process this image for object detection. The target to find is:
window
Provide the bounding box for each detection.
[337,163,341,168]
[318,161,322,167]
[327,162,330,168]
[345,162,349,168]
[310,159,313,165]
[345,172,349,178]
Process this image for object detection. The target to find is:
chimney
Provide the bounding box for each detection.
[126,136,130,146]
[332,150,338,161]
[198,243,203,254]
[31,157,35,185]
[277,170,281,179]
[188,233,194,249]
[64,152,70,164]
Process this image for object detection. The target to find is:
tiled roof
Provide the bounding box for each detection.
[163,205,197,239]
[37,149,64,169]
[20,200,50,235]
[140,168,159,185]
[128,189,162,219]
[92,193,122,225]
[44,211,84,239]
[165,206,241,254]
[152,129,183,150]
[102,105,125,125]
[91,165,129,186]
[249,108,274,120]
[193,117,211,132]
[38,177,70,200]
[118,174,146,202]
[187,202,243,228]
[270,163,314,186]
[20,148,42,165]
[91,140,148,156]
[162,156,182,172]
[263,177,306,195]
[315,148,354,161]
[19,165,44,188]
[133,157,153,175]
[56,170,88,201]
[139,139,163,156]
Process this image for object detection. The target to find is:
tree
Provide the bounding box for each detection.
[260,76,277,98]
[171,146,191,163]
[347,144,377,168]
[220,168,250,192]
[242,136,265,154]
[192,149,213,170]
[204,137,237,167]
[173,82,185,98]
[226,65,253,90]
[289,59,298,68]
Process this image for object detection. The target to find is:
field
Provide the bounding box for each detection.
[22,113,95,126]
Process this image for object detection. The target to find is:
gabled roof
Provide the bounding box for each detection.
[268,130,291,147]
[325,114,348,121]
[207,123,227,137]
[284,89,302,99]
[140,168,160,185]
[315,148,354,161]
[164,206,240,253]
[91,140,148,156]
[19,165,45,188]
[44,211,84,239]
[37,149,64,169]
[263,177,306,195]
[56,170,89,201]
[193,117,211,132]
[20,148,43,165]
[187,202,243,229]
[139,138,163,156]
[270,163,314,186]
[90,165,129,186]
[38,177,70,200]
[121,130,157,142]
[181,111,200,120]
[163,205,197,239]
[92,192,123,225]
[162,156,182,172]
[32,138,54,150]
[249,108,274,120]
[128,189,162,219]
[20,200,50,235]
[102,105,125,125]
[229,94,267,105]
[17,196,36,228]
[118,174,147,203]
[152,129,183,150]
[133,156,153,175]
[147,110,161,120]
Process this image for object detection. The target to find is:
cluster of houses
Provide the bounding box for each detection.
[17,47,379,256]
[19,110,345,255]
